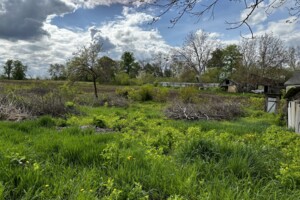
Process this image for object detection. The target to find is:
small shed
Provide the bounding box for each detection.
[284,71,300,133]
[264,86,283,113]
[220,79,239,93]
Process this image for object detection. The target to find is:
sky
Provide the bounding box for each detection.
[0,0,299,78]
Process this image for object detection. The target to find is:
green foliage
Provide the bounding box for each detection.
[67,42,103,98]
[12,60,27,80]
[120,51,140,78]
[2,60,27,80]
[65,101,75,109]
[179,86,199,103]
[248,97,265,110]
[0,182,4,200]
[37,116,56,128]
[1,87,300,199]
[114,72,130,85]
[122,85,170,102]
[201,68,221,83]
[179,69,198,82]
[92,116,107,128]
[97,56,117,84]
[152,87,169,102]
[262,126,300,187]
[3,59,13,80]
[48,63,66,80]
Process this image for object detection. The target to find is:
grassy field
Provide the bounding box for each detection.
[0,80,300,199]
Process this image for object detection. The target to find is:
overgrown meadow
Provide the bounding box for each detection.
[0,80,300,199]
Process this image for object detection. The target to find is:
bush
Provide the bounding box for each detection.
[179,70,198,82]
[93,116,107,128]
[128,85,154,102]
[248,97,264,110]
[24,92,67,116]
[152,87,170,102]
[0,86,79,119]
[37,116,56,128]
[114,73,130,85]
[97,94,129,108]
[179,87,199,103]
[115,87,133,99]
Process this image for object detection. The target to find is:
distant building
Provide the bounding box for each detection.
[284,71,300,133]
[219,79,239,93]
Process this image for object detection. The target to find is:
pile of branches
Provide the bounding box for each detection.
[165,100,244,121]
[13,88,72,117]
[0,95,31,121]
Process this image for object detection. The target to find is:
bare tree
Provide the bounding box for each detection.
[174,30,219,81]
[67,42,103,99]
[145,0,300,36]
[287,46,300,70]
[238,33,288,81]
[257,33,287,78]
[240,38,258,71]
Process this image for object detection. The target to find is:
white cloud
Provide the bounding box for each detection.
[0,6,171,78]
[241,16,300,46]
[97,7,172,60]
[240,2,268,26]
[61,0,153,9]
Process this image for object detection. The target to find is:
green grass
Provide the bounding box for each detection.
[0,83,300,199]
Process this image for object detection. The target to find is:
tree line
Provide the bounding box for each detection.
[2,32,300,84]
[1,60,27,80]
[1,31,299,93]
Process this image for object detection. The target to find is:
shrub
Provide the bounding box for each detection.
[179,70,198,82]
[24,92,67,116]
[152,87,170,102]
[97,94,129,108]
[37,116,56,128]
[179,87,199,103]
[138,85,154,101]
[65,101,75,109]
[114,73,130,85]
[115,87,133,99]
[248,97,264,110]
[128,85,154,102]
[93,116,107,128]
[3,87,76,117]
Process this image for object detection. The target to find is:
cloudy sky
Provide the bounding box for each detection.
[0,0,299,78]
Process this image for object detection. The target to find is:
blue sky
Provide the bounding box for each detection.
[0,0,299,77]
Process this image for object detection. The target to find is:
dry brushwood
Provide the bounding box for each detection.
[165,100,244,121]
[0,96,31,121]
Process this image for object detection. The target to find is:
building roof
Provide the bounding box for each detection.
[285,71,300,86]
[245,74,281,86]
[219,79,238,87]
[284,87,300,99]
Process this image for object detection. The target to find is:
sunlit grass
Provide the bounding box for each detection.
[0,86,300,199]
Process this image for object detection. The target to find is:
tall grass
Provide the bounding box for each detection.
[0,91,300,199]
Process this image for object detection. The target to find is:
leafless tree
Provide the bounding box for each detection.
[257,33,287,77]
[144,0,300,37]
[174,30,219,80]
[240,38,258,71]
[238,33,287,81]
[287,46,300,70]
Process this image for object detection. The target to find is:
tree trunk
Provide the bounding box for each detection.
[93,76,98,99]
